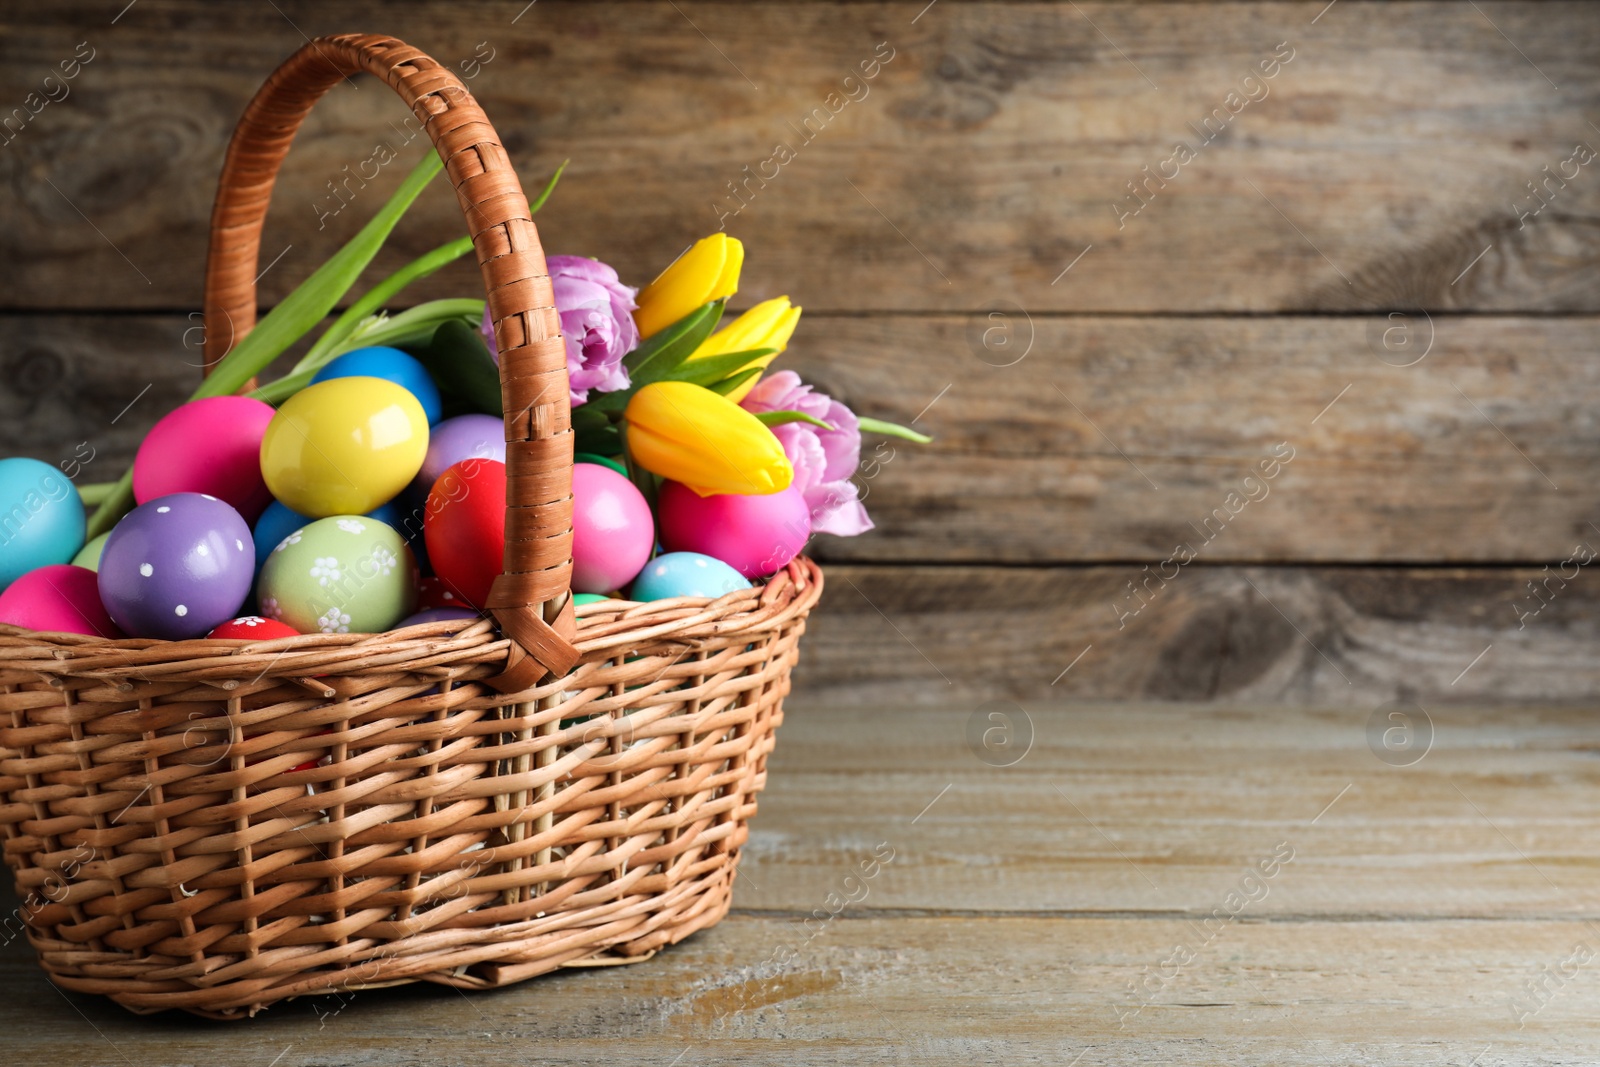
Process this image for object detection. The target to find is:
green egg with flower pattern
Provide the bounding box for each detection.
[257,515,418,634]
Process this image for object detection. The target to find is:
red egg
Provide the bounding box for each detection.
[207,616,301,640]
[571,463,655,594]
[658,481,811,578]
[424,458,506,608]
[0,564,122,637]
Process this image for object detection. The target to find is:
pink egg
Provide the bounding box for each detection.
[133,396,277,522]
[658,481,811,578]
[571,463,655,594]
[0,564,122,637]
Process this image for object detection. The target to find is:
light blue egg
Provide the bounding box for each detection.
[311,347,444,424]
[629,551,751,602]
[0,457,85,590]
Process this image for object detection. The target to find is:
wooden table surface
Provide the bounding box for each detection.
[5,701,1598,1065]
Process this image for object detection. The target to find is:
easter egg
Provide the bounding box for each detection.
[0,457,85,591]
[259,377,429,518]
[416,414,506,490]
[0,564,121,637]
[133,396,276,521]
[424,459,505,608]
[208,616,300,640]
[571,463,654,594]
[396,606,480,627]
[658,481,811,579]
[72,532,110,572]
[573,452,627,476]
[630,552,750,602]
[311,346,444,424]
[573,592,611,606]
[258,515,418,634]
[98,494,254,639]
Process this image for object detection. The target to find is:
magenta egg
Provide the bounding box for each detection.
[571,463,654,594]
[133,396,277,522]
[0,564,121,637]
[658,481,811,578]
[98,493,255,639]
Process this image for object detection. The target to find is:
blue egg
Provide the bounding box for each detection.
[251,499,307,572]
[365,498,404,529]
[310,346,444,424]
[629,551,751,602]
[0,457,85,591]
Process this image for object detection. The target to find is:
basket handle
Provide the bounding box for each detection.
[201,33,579,691]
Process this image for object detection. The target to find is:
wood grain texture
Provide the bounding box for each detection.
[2,703,1597,1061]
[2,2,1599,312]
[800,564,1600,706]
[4,916,1598,1062]
[737,703,1600,917]
[7,313,1600,564]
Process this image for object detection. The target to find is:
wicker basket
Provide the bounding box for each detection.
[0,33,822,1019]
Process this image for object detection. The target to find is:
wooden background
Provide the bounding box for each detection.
[3,0,1599,707]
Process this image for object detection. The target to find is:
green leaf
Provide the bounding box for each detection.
[76,481,116,507]
[406,317,504,417]
[574,420,621,456]
[706,366,761,397]
[754,410,834,430]
[85,469,133,541]
[529,159,569,214]
[572,404,613,432]
[247,368,316,406]
[857,416,932,444]
[342,298,485,352]
[193,151,446,400]
[618,423,659,511]
[659,348,773,389]
[621,299,724,377]
[295,233,476,373]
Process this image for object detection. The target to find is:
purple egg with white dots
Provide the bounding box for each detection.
[98,493,255,639]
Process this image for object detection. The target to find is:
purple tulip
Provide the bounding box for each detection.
[481,255,638,406]
[741,371,873,537]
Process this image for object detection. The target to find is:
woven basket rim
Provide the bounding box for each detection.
[0,557,821,686]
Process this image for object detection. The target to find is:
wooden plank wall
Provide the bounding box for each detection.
[2,1,1597,706]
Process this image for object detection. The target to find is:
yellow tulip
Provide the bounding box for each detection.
[634,233,744,340]
[688,296,802,403]
[624,381,792,496]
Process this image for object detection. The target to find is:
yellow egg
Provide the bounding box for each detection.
[260,377,429,517]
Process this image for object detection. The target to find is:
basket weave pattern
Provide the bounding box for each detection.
[0,34,822,1018]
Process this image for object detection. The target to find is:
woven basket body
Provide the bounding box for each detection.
[0,34,821,1019]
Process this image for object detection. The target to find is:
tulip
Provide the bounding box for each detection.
[624,381,792,496]
[633,233,744,340]
[688,296,802,403]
